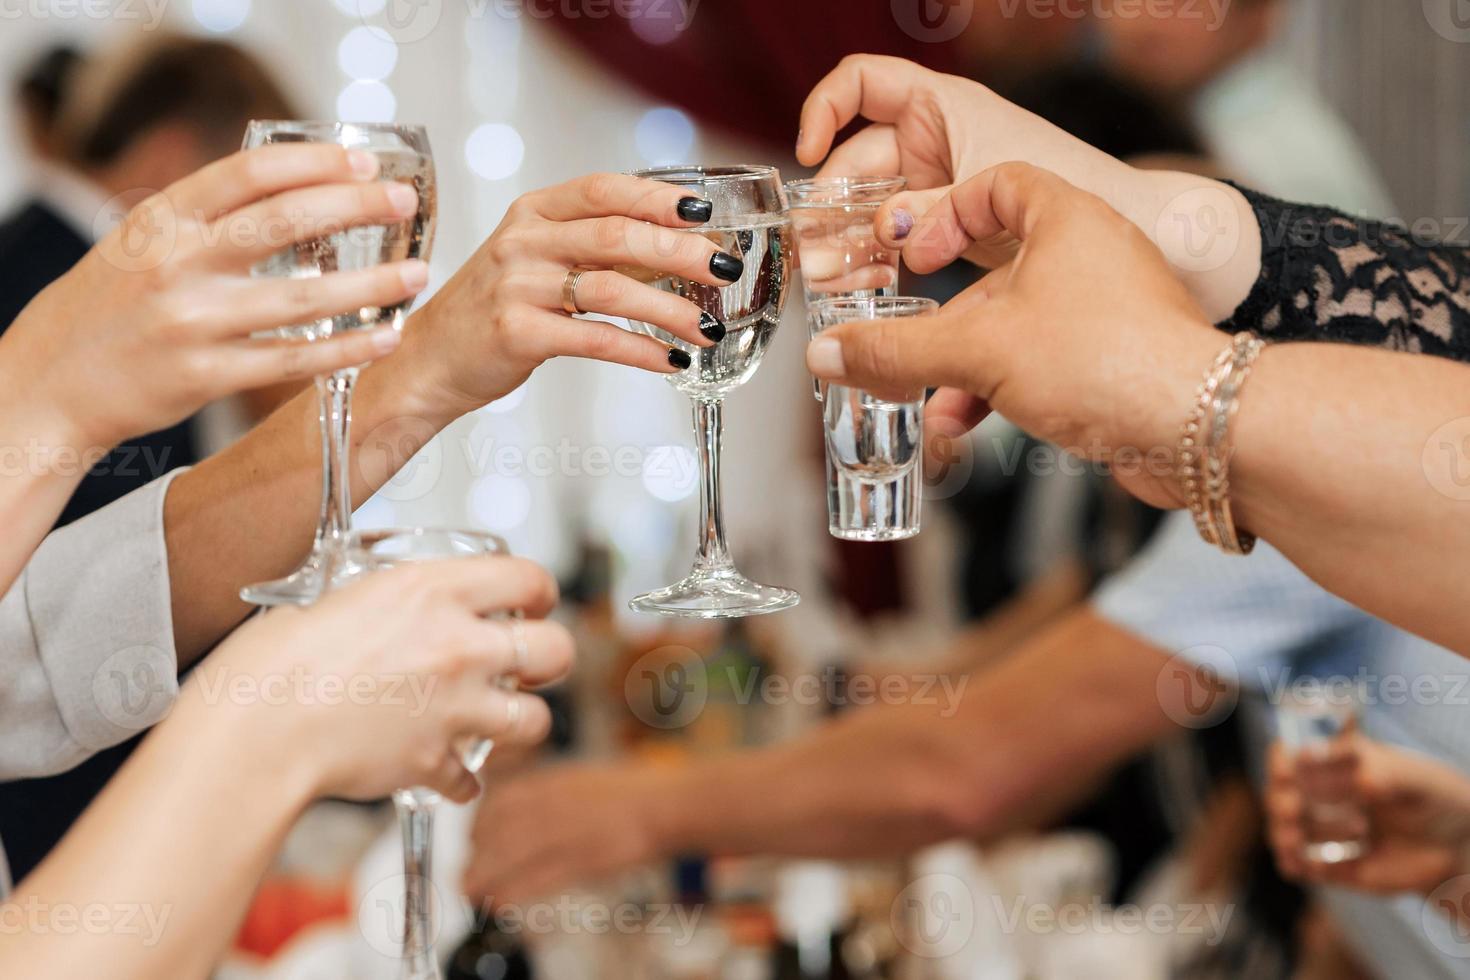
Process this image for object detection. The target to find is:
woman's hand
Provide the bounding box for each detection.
[390,172,744,422]
[1266,739,1470,911]
[805,163,1222,511]
[186,555,574,805]
[1,143,430,451]
[797,54,1259,321]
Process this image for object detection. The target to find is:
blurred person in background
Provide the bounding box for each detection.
[12,44,80,165]
[1096,0,1398,216]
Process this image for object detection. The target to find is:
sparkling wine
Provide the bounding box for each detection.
[256,146,437,340]
[629,216,792,398]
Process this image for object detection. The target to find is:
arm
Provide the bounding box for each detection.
[464,610,1194,903]
[0,555,573,980]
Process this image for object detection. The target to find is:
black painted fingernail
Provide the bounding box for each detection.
[698,312,727,342]
[668,347,692,370]
[677,196,713,223]
[710,252,743,282]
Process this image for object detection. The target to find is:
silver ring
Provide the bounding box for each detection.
[507,615,530,676]
[561,267,591,316]
[503,693,523,732]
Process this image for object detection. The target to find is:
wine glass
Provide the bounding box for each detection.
[339,527,521,980]
[624,165,799,618]
[238,122,437,607]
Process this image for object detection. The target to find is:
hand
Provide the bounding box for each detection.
[1,144,429,450]
[797,55,1259,321]
[392,173,745,422]
[1266,739,1470,897]
[805,163,1223,511]
[462,762,672,904]
[188,555,574,805]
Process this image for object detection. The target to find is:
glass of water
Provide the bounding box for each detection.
[340,527,521,980]
[624,165,800,619]
[239,121,437,607]
[1276,677,1370,864]
[810,297,934,542]
[787,176,906,400]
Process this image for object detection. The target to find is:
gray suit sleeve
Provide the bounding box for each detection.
[0,470,185,780]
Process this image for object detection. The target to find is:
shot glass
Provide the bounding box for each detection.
[787,176,906,400]
[810,297,936,542]
[1276,676,1370,864]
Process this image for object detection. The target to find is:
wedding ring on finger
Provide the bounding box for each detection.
[562,266,593,316]
[503,691,523,733]
[506,614,530,676]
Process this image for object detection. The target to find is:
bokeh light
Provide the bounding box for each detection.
[337,81,397,123]
[469,476,533,531]
[635,108,696,165]
[465,123,525,181]
[192,0,250,33]
[338,26,398,81]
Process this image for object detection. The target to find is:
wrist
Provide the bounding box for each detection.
[634,762,705,859]
[0,335,112,456]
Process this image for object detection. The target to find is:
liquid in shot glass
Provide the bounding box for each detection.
[1276,676,1370,864]
[809,296,935,542]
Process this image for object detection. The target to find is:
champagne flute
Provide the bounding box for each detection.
[339,527,522,980]
[624,165,799,618]
[239,121,437,607]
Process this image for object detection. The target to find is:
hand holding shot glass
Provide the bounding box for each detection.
[1275,677,1371,865]
[809,297,933,541]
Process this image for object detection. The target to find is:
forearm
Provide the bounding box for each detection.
[1230,343,1470,653]
[648,611,1177,861]
[163,347,457,662]
[0,689,316,979]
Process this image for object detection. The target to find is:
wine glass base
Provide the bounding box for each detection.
[239,554,330,608]
[630,570,800,619]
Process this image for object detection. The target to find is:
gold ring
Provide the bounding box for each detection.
[561,267,591,316]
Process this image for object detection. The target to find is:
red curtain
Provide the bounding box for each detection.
[533,0,965,149]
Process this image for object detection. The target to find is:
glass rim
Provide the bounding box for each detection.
[809,295,939,319]
[346,526,510,560]
[246,119,428,134]
[784,175,908,196]
[630,163,780,183]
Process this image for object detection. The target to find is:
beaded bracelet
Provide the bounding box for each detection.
[1178,332,1265,555]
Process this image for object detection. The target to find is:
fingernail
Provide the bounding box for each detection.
[710,252,744,282]
[698,311,726,343]
[667,347,692,370]
[370,326,403,354]
[386,182,418,215]
[892,208,914,241]
[347,149,379,179]
[807,336,845,377]
[677,197,713,223]
[400,260,430,290]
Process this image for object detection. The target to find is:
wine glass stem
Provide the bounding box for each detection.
[395,793,441,980]
[692,397,732,573]
[320,369,357,549]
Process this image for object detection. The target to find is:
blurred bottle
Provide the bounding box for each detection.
[771,863,854,980]
[444,916,534,980]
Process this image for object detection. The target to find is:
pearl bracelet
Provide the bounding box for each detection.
[1178,332,1265,555]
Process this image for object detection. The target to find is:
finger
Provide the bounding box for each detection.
[461,618,575,688]
[875,187,953,260]
[924,388,990,471]
[519,172,713,227]
[168,143,382,216]
[381,555,561,619]
[217,260,429,337]
[223,326,403,388]
[527,216,742,288]
[460,690,552,748]
[421,754,481,805]
[210,180,421,265]
[816,124,901,180]
[806,303,986,401]
[547,269,722,348]
[891,163,1083,275]
[798,54,933,167]
[519,309,692,375]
